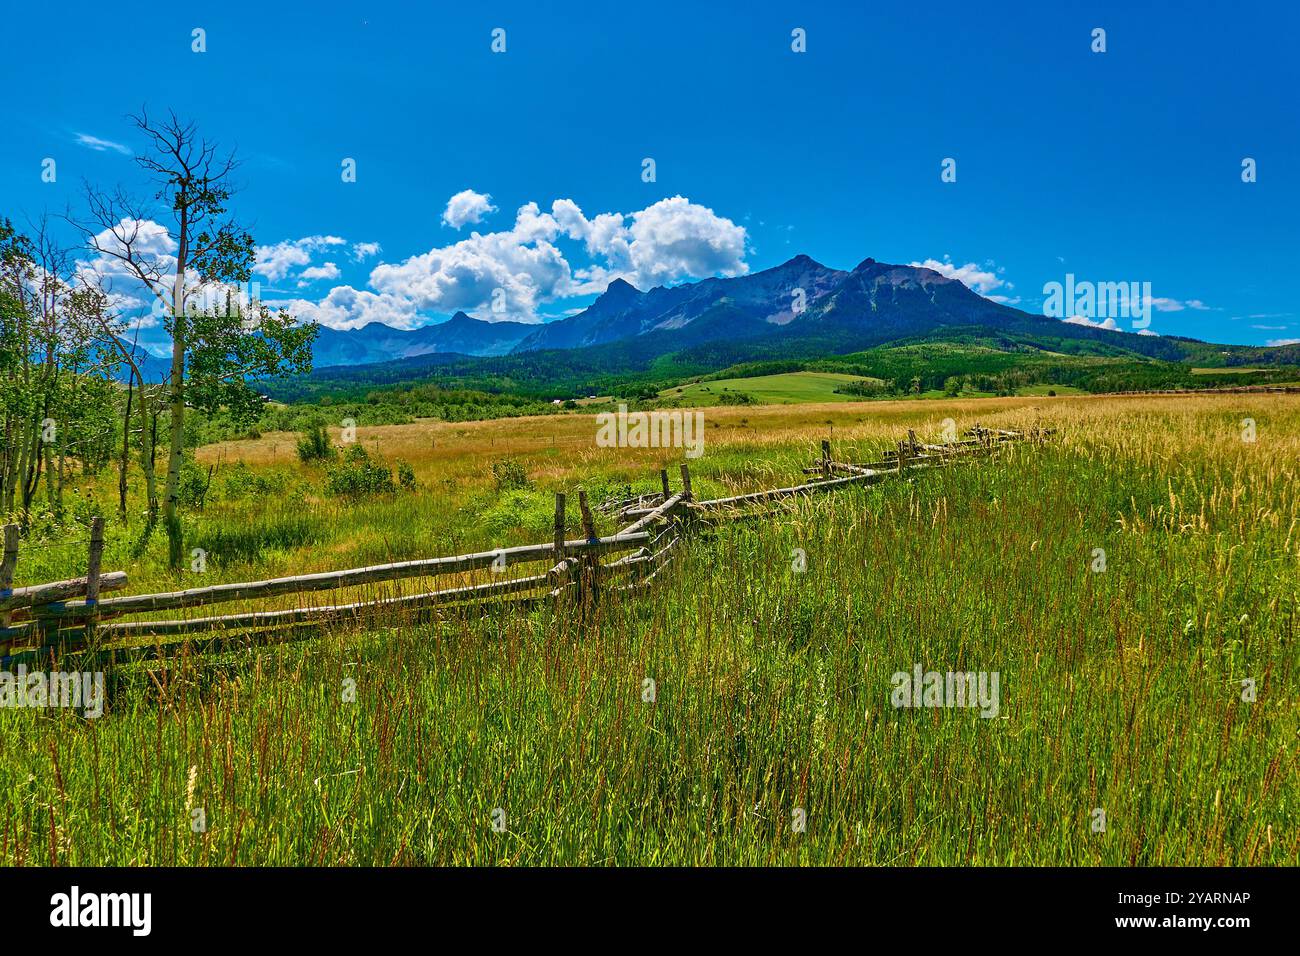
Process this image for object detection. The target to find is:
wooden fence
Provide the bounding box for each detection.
[1105,385,1300,396]
[0,424,1045,667]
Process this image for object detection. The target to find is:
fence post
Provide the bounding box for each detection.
[908,429,919,456]
[659,469,671,501]
[577,490,597,541]
[84,516,105,644]
[0,524,18,635]
[679,463,693,501]
[821,439,831,478]
[553,492,566,559]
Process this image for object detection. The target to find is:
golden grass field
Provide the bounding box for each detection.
[3,392,1296,865]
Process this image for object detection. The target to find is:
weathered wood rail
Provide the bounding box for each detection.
[0,424,1041,667]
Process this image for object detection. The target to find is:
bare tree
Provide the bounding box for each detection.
[74,109,313,568]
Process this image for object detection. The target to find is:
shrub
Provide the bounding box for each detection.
[177,457,214,508]
[396,460,417,491]
[221,462,292,500]
[325,444,395,497]
[491,458,531,493]
[296,421,336,463]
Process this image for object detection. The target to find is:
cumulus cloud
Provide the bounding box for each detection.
[370,205,568,318]
[1063,314,1120,330]
[361,194,748,323]
[910,257,1007,296]
[442,189,498,229]
[74,218,179,321]
[1267,338,1300,347]
[254,235,345,282]
[622,196,749,288]
[297,262,340,287]
[350,241,381,262]
[268,286,420,331]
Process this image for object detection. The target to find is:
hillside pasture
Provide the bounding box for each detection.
[1,393,1295,865]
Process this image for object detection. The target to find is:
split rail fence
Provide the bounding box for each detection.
[0,424,1047,667]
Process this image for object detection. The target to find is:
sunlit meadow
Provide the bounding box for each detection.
[1,394,1295,865]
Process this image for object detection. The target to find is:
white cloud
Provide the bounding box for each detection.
[553,196,748,291]
[622,196,749,288]
[74,133,131,155]
[297,262,340,287]
[254,235,345,282]
[74,218,178,319]
[350,241,382,262]
[1063,315,1120,330]
[1137,328,1160,336]
[1147,296,1211,312]
[370,205,568,318]
[363,195,748,322]
[442,189,498,229]
[269,286,421,331]
[910,257,1006,296]
[1267,338,1300,347]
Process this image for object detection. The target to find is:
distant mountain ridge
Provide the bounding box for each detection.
[306,256,1197,368]
[311,311,533,367]
[511,255,849,352]
[290,254,1234,389]
[508,254,1187,360]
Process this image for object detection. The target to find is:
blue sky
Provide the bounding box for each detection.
[2,0,1296,351]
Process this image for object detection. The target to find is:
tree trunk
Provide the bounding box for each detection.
[144,404,159,518]
[162,236,188,569]
[118,370,133,519]
[163,346,185,569]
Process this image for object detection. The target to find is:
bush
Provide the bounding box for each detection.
[296,421,336,463]
[396,460,417,491]
[325,445,395,497]
[491,458,531,493]
[177,457,214,508]
[221,462,293,500]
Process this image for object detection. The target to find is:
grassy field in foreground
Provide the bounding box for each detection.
[0,394,1296,864]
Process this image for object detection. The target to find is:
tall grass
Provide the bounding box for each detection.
[0,395,1295,864]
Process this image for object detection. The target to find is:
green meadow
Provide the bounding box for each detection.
[0,394,1295,865]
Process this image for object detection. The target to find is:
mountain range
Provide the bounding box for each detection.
[310,310,534,367]
[257,254,1300,404]
[308,254,1192,369]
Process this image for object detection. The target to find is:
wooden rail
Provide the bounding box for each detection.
[0,423,1044,665]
